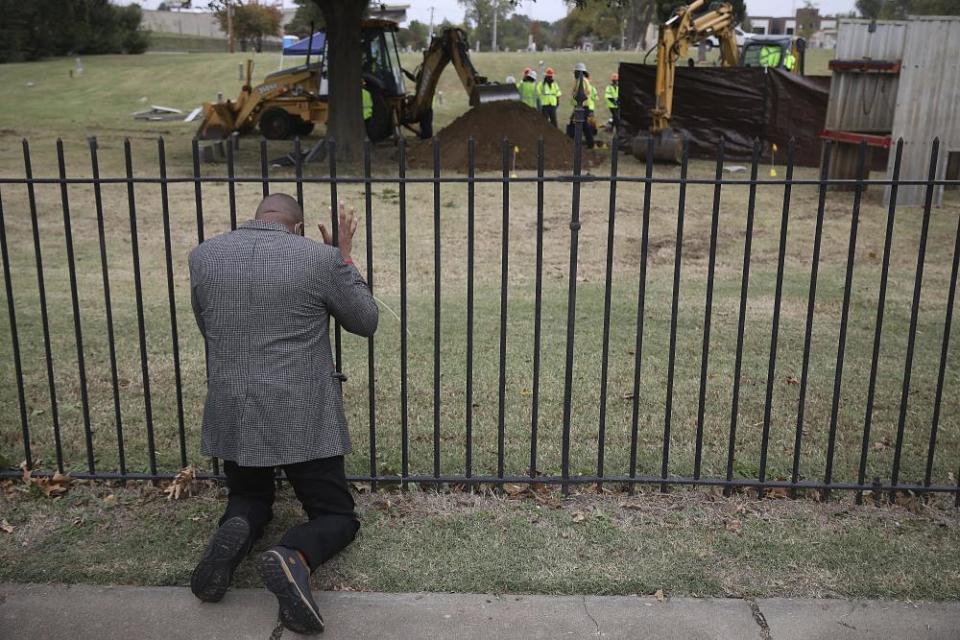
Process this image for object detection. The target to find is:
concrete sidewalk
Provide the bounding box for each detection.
[1,584,958,640]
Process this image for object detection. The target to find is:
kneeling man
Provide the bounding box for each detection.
[188,194,378,634]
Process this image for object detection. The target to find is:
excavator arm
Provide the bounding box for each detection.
[403,28,519,126]
[651,0,739,135]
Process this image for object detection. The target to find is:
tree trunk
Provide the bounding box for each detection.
[626,0,656,50]
[314,0,367,163]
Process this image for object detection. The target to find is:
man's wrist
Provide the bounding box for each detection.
[343,255,354,266]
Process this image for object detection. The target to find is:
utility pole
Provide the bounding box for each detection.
[492,0,498,52]
[227,1,235,54]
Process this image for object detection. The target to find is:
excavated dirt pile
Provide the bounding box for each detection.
[407,101,583,172]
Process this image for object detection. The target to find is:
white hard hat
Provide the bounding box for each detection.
[505,75,516,84]
[527,70,537,80]
[574,62,587,72]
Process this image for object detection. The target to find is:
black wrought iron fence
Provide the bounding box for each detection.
[1,122,958,503]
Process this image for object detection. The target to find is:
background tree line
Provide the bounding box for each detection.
[209,0,283,52]
[0,0,148,63]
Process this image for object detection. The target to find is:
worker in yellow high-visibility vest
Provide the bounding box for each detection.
[517,67,538,109]
[605,72,620,131]
[586,71,599,112]
[362,87,373,122]
[783,50,797,71]
[568,62,596,148]
[537,67,561,127]
[759,45,782,68]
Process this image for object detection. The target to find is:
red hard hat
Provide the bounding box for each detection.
[544,67,555,77]
[523,67,532,75]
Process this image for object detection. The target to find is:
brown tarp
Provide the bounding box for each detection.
[617,64,831,166]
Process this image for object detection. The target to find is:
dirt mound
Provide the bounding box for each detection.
[407,101,583,172]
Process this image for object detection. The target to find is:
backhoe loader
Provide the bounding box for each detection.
[195,20,518,142]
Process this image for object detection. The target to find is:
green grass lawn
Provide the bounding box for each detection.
[0,49,958,603]
[2,481,959,599]
[0,50,956,492]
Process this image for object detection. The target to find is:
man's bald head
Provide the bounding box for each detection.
[255,193,303,228]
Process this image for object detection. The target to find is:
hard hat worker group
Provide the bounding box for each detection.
[516,62,619,149]
[362,61,620,148]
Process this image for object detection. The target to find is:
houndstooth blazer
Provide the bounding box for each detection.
[188,219,378,467]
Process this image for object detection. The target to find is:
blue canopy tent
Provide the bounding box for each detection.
[283,32,326,56]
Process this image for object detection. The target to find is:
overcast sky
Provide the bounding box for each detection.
[121,0,860,23]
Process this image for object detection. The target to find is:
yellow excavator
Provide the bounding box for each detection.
[639,0,741,162]
[636,0,806,161]
[195,20,518,142]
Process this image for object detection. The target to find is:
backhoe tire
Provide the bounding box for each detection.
[365,89,392,142]
[260,108,294,140]
[295,119,315,137]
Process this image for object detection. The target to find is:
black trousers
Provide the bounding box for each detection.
[541,105,558,128]
[220,456,359,571]
[609,107,620,130]
[566,110,595,148]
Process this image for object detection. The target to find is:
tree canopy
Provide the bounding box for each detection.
[397,20,430,49]
[285,0,325,37]
[459,0,515,50]
[210,0,282,52]
[0,0,148,63]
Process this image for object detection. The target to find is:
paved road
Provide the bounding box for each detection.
[2,584,958,639]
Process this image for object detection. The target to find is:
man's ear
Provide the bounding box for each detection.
[295,221,304,236]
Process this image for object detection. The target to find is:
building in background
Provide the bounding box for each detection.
[141,8,223,39]
[745,7,837,48]
[745,16,798,35]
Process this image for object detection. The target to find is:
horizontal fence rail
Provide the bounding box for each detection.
[1,122,959,503]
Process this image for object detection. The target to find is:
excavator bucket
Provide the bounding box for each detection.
[631,129,684,164]
[471,82,521,106]
[196,102,240,141]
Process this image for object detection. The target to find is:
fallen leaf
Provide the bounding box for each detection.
[103,494,117,507]
[0,519,13,534]
[164,466,196,500]
[533,492,562,509]
[26,470,73,498]
[19,461,31,485]
[784,376,800,385]
[622,392,635,400]
[519,388,531,398]
[35,472,72,498]
[571,510,587,523]
[503,483,526,497]
[654,589,666,602]
[725,519,742,534]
